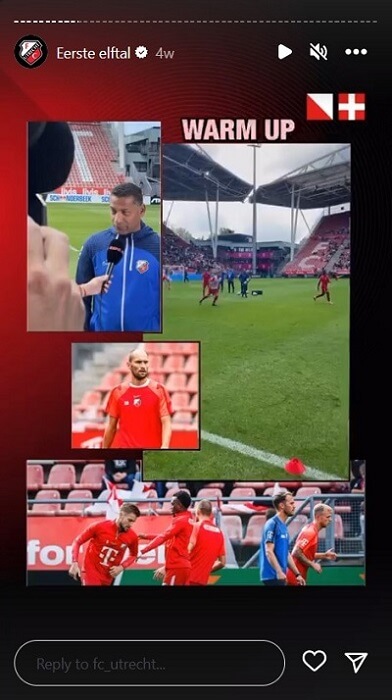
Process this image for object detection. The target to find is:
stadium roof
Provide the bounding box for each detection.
[163,144,350,209]
[250,146,350,209]
[162,144,253,202]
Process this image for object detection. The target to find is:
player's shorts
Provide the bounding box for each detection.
[320,287,328,293]
[163,568,191,585]
[208,287,219,296]
[82,571,113,586]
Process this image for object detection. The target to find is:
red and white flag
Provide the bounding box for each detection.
[338,93,366,121]
[306,93,334,121]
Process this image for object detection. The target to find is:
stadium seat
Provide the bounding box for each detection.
[222,515,243,543]
[183,354,198,374]
[262,487,275,497]
[187,374,199,393]
[167,342,198,355]
[42,463,76,490]
[196,488,222,501]
[296,486,322,498]
[144,343,169,355]
[170,392,190,411]
[162,355,185,373]
[242,515,267,546]
[188,394,199,413]
[165,373,188,392]
[172,411,193,424]
[64,490,93,516]
[67,123,124,189]
[95,372,122,392]
[75,463,105,490]
[287,515,308,540]
[233,482,266,492]
[31,490,61,515]
[75,391,103,411]
[222,487,256,514]
[149,372,165,384]
[27,464,44,491]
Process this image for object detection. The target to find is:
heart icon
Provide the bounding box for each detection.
[302,650,327,672]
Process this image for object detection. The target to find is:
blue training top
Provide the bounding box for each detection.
[76,223,160,332]
[259,514,290,581]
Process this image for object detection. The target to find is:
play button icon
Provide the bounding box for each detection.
[278,44,293,60]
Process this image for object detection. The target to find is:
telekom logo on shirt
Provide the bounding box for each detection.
[99,546,120,566]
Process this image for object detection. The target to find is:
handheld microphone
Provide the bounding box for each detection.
[101,236,126,293]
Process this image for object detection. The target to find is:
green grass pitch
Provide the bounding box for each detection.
[46,203,161,277]
[144,277,349,482]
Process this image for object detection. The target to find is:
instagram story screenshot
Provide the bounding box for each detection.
[0,0,391,697]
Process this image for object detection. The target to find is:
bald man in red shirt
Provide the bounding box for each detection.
[188,499,226,585]
[102,348,172,449]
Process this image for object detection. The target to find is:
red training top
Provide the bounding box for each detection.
[105,378,172,448]
[141,511,194,569]
[72,520,139,583]
[189,519,225,585]
[286,522,319,584]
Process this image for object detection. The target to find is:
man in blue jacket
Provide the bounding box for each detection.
[76,183,160,331]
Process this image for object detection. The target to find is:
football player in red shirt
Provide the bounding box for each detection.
[313,268,333,304]
[102,349,172,449]
[202,269,211,296]
[199,270,220,306]
[138,491,194,585]
[188,499,226,585]
[68,503,141,586]
[287,503,337,585]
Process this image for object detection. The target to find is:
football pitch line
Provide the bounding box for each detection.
[201,430,341,481]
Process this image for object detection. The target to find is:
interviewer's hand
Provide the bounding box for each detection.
[82,274,111,296]
[28,217,85,331]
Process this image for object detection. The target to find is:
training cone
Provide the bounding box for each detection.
[285,457,306,475]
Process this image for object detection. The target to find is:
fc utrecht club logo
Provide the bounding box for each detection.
[136,260,149,274]
[15,35,48,68]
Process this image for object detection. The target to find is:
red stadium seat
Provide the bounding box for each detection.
[63,490,93,516]
[149,372,165,384]
[183,354,198,374]
[233,482,266,492]
[242,515,267,545]
[187,374,199,393]
[162,355,185,373]
[27,464,44,491]
[222,515,243,543]
[188,394,199,413]
[196,488,222,501]
[144,343,168,354]
[75,463,104,490]
[31,490,61,515]
[172,411,193,424]
[222,487,256,514]
[95,372,122,392]
[75,391,102,411]
[296,486,322,498]
[165,373,188,391]
[42,463,76,490]
[171,392,190,411]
